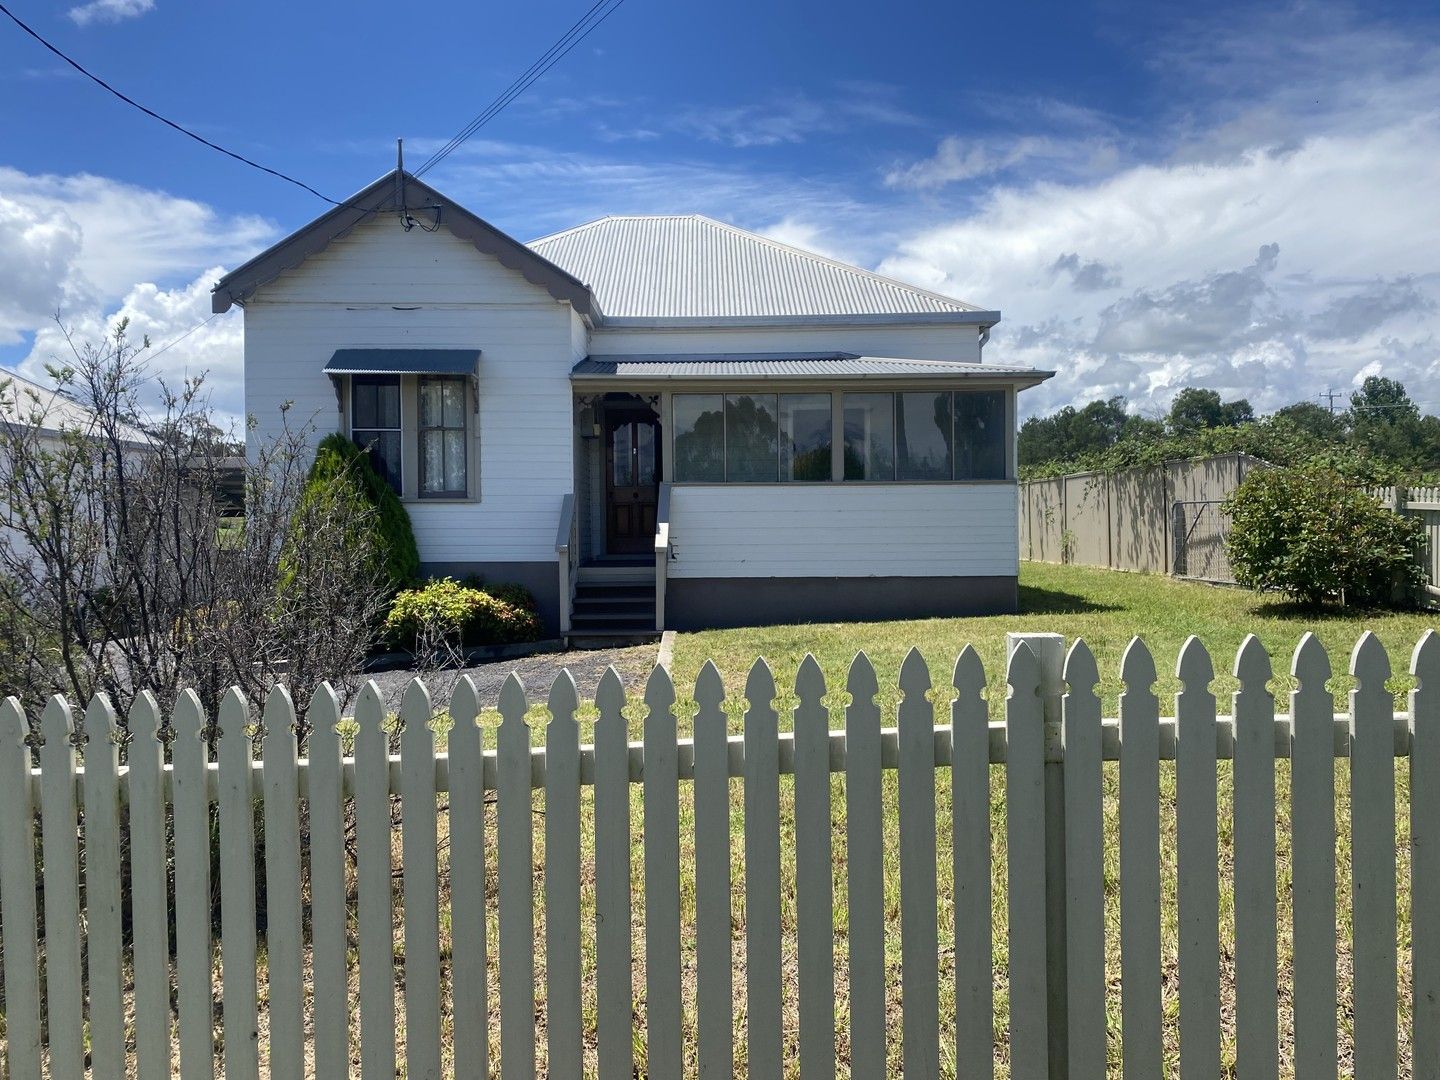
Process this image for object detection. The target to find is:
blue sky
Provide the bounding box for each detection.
[3,0,1439,420]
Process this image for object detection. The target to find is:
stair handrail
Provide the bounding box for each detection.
[555,493,577,636]
[654,483,672,632]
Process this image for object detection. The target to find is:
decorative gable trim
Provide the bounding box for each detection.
[210,170,597,316]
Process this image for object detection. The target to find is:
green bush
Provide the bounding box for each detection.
[384,578,542,650]
[305,433,419,590]
[1223,465,1425,608]
[460,575,538,615]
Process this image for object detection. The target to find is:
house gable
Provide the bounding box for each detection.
[243,214,571,308]
[211,170,596,316]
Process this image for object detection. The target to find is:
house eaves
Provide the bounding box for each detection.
[571,353,1054,389]
[210,170,598,317]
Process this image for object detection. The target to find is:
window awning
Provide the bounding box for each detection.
[324,349,481,375]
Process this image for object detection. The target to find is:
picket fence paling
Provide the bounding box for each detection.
[2,629,1437,1080]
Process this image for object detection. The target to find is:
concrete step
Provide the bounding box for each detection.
[566,630,663,649]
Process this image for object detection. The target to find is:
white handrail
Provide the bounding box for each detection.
[654,483,672,631]
[555,493,575,636]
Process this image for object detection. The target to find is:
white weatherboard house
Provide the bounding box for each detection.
[214,171,1051,638]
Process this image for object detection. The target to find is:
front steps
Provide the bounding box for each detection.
[567,563,660,646]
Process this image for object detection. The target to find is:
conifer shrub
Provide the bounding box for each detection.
[303,433,419,591]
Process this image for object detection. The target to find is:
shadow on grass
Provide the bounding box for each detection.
[1018,584,1123,615]
[1247,597,1407,622]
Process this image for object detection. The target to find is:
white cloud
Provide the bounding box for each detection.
[590,84,921,149]
[67,0,154,27]
[877,6,1440,418]
[885,134,1118,189]
[0,168,274,418]
[22,272,246,429]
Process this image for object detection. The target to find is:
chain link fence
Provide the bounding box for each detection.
[1170,500,1236,583]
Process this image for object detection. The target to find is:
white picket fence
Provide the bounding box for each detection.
[1,629,1437,1078]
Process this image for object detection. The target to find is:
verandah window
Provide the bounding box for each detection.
[674,389,1008,482]
[674,393,835,482]
[843,390,1007,481]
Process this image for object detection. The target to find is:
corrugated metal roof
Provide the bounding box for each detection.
[572,353,1052,381]
[1,366,148,441]
[529,215,987,320]
[325,348,480,375]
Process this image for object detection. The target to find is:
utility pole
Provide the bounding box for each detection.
[1319,388,1344,415]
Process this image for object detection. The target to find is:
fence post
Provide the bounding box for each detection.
[1008,632,1068,1080]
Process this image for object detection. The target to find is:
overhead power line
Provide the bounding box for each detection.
[414,0,629,177]
[0,1,357,206]
[1,0,629,207]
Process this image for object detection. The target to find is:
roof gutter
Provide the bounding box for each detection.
[596,310,1002,330]
[571,370,1055,390]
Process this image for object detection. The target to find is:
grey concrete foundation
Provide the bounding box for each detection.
[664,575,1018,630]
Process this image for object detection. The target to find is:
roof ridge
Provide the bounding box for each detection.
[528,213,704,246]
[688,215,983,312]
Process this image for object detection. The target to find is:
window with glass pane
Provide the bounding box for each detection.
[897,391,953,480]
[725,394,779,482]
[351,375,402,491]
[843,392,895,480]
[673,395,724,481]
[419,376,468,496]
[779,393,832,481]
[955,390,1008,479]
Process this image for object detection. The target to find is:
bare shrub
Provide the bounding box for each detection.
[0,319,389,732]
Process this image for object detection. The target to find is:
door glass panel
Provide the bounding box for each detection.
[637,422,656,486]
[612,423,634,487]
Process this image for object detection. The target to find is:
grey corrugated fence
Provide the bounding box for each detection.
[1369,485,1440,602]
[1019,452,1266,580]
[2,629,1437,1077]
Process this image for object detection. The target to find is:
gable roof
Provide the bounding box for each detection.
[528,214,995,324]
[210,170,597,316]
[1,366,148,442]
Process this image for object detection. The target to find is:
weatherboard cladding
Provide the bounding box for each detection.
[571,353,1049,380]
[528,215,985,320]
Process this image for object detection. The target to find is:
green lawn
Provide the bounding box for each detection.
[636,563,1431,1076]
[666,560,1439,717]
[94,564,1433,1076]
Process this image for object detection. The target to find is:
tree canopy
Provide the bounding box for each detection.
[1019,377,1440,480]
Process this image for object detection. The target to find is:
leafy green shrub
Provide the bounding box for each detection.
[384,578,542,650]
[460,575,539,615]
[304,433,419,590]
[1223,465,1425,607]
